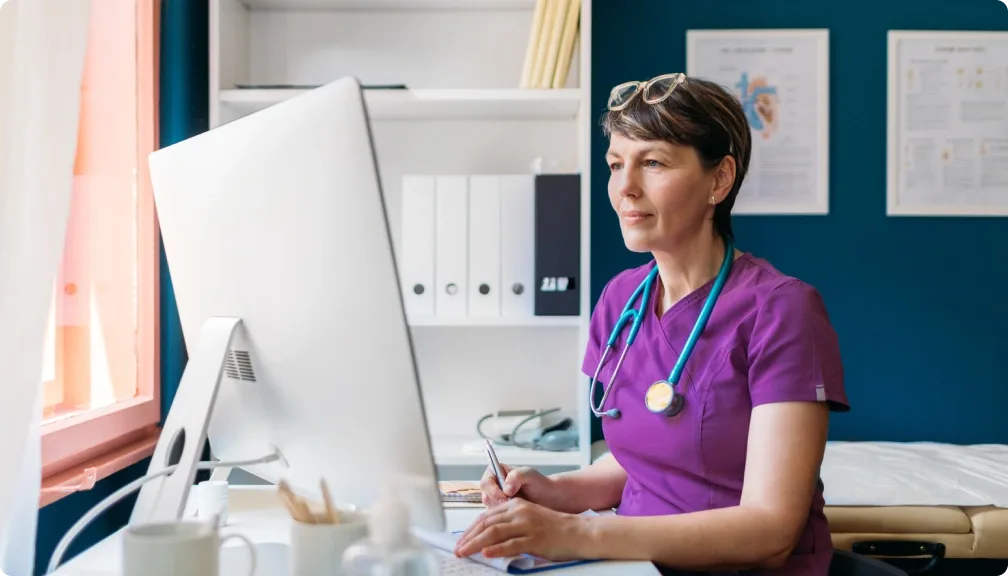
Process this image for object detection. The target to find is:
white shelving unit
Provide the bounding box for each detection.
[210,0,593,476]
[219,88,583,120]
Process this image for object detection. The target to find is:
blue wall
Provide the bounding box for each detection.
[34,2,208,573]
[589,0,1008,444]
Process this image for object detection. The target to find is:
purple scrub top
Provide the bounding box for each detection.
[582,253,849,576]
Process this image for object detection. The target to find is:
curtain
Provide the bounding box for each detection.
[0,1,91,575]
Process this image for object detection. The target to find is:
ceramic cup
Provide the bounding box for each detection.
[289,510,368,576]
[122,519,256,576]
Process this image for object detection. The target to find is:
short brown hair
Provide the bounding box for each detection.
[601,76,751,242]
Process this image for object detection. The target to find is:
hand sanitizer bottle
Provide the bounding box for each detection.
[342,486,440,576]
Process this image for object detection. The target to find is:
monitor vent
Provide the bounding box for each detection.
[224,349,256,382]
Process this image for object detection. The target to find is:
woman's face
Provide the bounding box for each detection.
[606,133,723,253]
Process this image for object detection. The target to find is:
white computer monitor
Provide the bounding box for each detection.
[133,76,445,533]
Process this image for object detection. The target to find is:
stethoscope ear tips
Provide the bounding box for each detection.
[606,408,621,419]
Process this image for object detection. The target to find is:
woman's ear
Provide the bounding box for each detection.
[711,155,736,204]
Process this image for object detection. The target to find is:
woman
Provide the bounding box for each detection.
[452,73,849,576]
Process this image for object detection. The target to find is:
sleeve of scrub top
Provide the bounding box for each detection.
[747,279,850,412]
[580,277,618,385]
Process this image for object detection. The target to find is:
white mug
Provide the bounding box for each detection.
[122,519,256,576]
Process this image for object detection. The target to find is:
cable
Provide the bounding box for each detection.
[476,408,563,450]
[509,408,561,450]
[46,449,283,575]
[475,412,497,442]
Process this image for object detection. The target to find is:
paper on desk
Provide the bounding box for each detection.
[413,510,602,574]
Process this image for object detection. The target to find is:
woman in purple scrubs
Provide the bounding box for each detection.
[453,73,849,576]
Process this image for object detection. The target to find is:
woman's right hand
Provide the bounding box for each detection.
[480,463,557,508]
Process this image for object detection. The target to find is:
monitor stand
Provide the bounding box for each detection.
[130,316,242,525]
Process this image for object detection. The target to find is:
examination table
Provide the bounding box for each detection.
[821,441,1008,570]
[591,441,1008,570]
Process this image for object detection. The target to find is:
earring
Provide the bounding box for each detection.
[710,196,716,205]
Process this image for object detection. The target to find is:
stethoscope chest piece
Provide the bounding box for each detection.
[645,380,684,417]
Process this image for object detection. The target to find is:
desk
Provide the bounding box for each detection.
[51,485,659,575]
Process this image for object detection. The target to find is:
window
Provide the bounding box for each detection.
[39,0,161,506]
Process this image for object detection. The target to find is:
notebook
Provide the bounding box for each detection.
[439,481,483,504]
[413,510,601,574]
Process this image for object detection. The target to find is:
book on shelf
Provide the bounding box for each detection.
[519,0,580,89]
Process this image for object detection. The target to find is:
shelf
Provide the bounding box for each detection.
[239,0,536,10]
[408,315,580,327]
[432,435,584,467]
[218,88,582,121]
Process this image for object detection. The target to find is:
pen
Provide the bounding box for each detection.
[484,439,507,496]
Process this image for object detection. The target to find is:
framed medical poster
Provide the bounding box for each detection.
[886,30,1008,217]
[686,29,830,215]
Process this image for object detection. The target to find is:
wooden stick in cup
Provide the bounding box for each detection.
[277,480,300,520]
[277,480,301,521]
[296,498,315,523]
[278,480,314,523]
[320,478,340,524]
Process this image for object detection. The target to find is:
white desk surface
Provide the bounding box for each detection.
[51,485,659,575]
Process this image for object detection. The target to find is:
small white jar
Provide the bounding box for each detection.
[196,480,230,527]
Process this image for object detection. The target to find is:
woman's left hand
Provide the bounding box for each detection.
[453,498,589,561]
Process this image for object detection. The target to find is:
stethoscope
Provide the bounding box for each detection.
[589,237,734,419]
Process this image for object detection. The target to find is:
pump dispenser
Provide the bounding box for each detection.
[342,483,440,576]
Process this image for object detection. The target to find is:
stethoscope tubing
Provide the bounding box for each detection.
[589,237,733,420]
[589,342,632,418]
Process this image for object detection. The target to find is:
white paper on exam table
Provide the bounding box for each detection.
[414,510,608,574]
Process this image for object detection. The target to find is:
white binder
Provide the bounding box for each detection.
[399,175,436,316]
[498,174,536,318]
[467,175,501,317]
[434,175,469,317]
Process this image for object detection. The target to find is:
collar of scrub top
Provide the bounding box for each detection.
[589,235,734,419]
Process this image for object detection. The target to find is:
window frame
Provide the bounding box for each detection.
[39,0,161,507]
